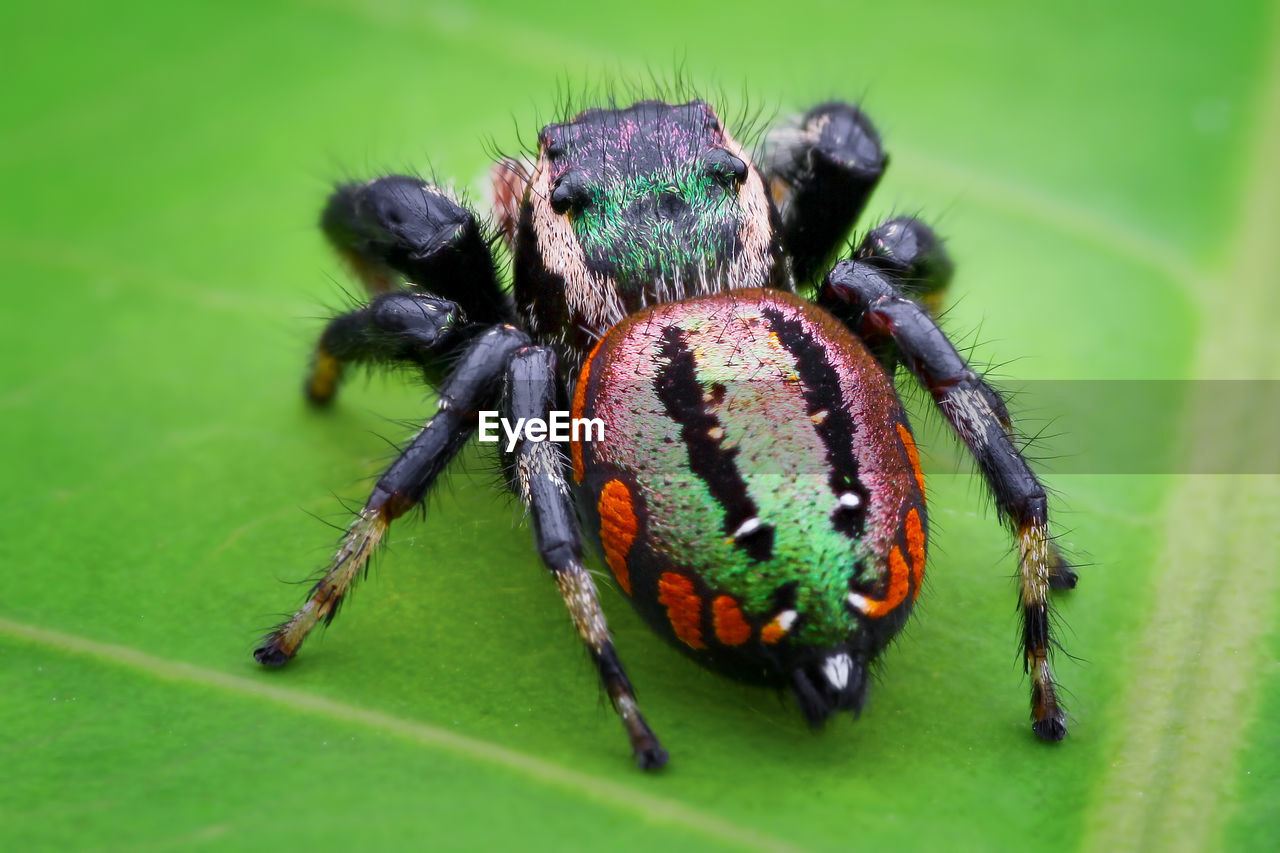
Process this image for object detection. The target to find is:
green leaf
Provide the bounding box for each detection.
[3,0,1277,849]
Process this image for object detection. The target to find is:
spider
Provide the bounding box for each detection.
[253,97,1078,770]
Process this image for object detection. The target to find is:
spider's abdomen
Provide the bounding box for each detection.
[571,288,927,685]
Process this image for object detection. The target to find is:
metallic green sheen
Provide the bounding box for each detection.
[579,289,921,652]
[571,166,739,290]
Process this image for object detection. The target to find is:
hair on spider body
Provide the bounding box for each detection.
[252,92,1078,769]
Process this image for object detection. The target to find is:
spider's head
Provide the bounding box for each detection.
[521,100,776,303]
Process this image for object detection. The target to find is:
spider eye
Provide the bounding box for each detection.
[703,148,748,189]
[550,173,587,215]
[550,182,573,214]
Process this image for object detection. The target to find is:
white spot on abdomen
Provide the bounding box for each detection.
[823,653,853,690]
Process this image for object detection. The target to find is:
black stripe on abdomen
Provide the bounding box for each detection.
[654,325,775,562]
[761,308,867,538]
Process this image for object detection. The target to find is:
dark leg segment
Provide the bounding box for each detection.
[837,219,1076,595]
[256,323,530,665]
[503,347,668,770]
[820,256,1075,741]
[322,175,514,325]
[765,102,887,283]
[856,217,955,316]
[841,217,958,373]
[306,291,463,405]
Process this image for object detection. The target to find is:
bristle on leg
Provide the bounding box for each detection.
[1020,519,1067,740]
[254,505,389,666]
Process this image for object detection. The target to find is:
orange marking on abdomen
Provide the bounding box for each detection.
[897,422,926,499]
[598,479,637,595]
[711,595,751,646]
[906,507,926,601]
[761,616,787,644]
[658,572,705,648]
[861,547,912,619]
[570,336,607,483]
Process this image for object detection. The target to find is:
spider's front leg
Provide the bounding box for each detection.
[255,323,530,665]
[765,102,887,283]
[308,176,515,403]
[304,291,464,404]
[819,234,1076,741]
[502,347,668,770]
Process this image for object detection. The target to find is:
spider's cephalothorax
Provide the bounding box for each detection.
[253,97,1079,770]
[503,99,785,361]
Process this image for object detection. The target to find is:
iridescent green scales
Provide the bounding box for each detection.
[639,327,874,646]
[571,166,739,290]
[579,292,916,651]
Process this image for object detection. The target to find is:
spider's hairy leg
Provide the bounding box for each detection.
[841,216,957,374]
[305,291,462,405]
[836,216,1078,596]
[820,258,1074,740]
[255,323,531,665]
[503,346,668,770]
[855,217,955,318]
[252,504,388,666]
[321,175,514,324]
[764,102,887,283]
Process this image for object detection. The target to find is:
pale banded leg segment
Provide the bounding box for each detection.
[505,346,668,769]
[255,323,531,666]
[254,506,388,665]
[822,256,1074,740]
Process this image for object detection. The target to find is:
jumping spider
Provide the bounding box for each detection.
[253,98,1078,769]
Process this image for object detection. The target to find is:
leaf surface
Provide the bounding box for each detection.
[2,1,1277,849]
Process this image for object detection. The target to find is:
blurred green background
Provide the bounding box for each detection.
[2,0,1278,849]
